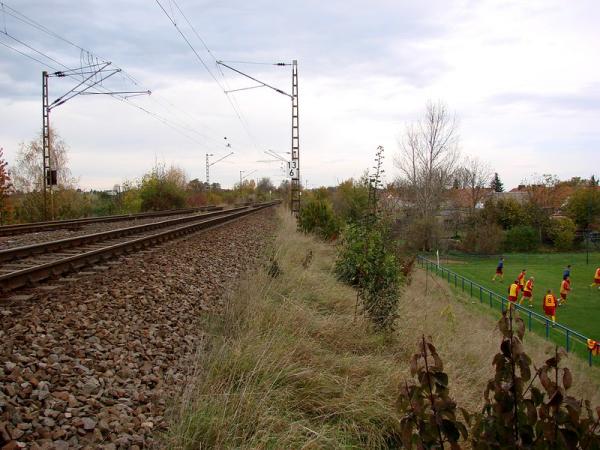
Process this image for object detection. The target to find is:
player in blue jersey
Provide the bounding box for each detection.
[492,257,504,282]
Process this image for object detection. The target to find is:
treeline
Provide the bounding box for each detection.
[0,132,285,224]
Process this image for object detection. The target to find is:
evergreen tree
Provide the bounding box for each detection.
[590,174,598,187]
[490,172,504,192]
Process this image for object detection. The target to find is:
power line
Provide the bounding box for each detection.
[0,38,58,70]
[155,0,261,152]
[0,8,223,149]
[218,60,289,66]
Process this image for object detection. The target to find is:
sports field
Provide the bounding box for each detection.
[439,252,600,341]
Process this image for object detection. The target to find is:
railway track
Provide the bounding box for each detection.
[0,201,278,292]
[0,205,222,236]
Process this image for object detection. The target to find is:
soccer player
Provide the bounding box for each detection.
[590,267,600,289]
[517,269,527,290]
[563,264,571,280]
[519,276,535,307]
[559,276,571,305]
[507,279,520,310]
[543,289,557,324]
[492,257,505,282]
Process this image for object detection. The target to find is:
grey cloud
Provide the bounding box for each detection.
[1,0,452,102]
[488,87,600,114]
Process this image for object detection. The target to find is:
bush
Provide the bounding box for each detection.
[504,225,539,252]
[298,194,339,240]
[547,217,576,251]
[462,221,504,254]
[404,217,441,252]
[335,220,402,330]
[398,312,600,449]
[331,177,370,224]
[139,164,187,211]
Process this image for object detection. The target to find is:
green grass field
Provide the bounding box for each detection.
[433,252,600,344]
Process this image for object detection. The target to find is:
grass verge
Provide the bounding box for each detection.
[164,210,600,449]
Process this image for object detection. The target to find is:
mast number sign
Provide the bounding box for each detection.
[287,161,299,178]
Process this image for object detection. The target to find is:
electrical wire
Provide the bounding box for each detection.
[0,38,58,70]
[0,3,223,149]
[156,0,261,152]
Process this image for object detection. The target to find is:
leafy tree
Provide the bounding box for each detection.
[490,172,504,192]
[187,178,208,193]
[484,198,525,230]
[505,225,539,252]
[331,176,370,224]
[256,177,275,200]
[139,163,187,211]
[546,217,576,251]
[0,147,13,223]
[590,175,598,187]
[566,187,600,230]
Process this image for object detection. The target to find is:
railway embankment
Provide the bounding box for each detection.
[165,209,600,448]
[0,207,276,449]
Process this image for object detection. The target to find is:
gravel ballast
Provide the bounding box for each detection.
[0,208,277,449]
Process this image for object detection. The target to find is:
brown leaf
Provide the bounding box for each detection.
[539,368,553,393]
[562,367,573,390]
[545,356,557,368]
[547,389,563,407]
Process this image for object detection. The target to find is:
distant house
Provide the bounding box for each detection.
[491,190,529,204]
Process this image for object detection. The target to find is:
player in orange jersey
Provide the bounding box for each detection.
[559,276,571,305]
[590,267,600,289]
[507,279,520,310]
[517,269,527,291]
[519,276,535,307]
[543,289,557,324]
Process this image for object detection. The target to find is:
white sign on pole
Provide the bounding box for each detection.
[287,161,299,179]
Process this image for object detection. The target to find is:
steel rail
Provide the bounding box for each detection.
[0,202,279,292]
[0,205,222,236]
[0,207,248,263]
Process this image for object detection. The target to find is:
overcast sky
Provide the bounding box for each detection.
[0,0,599,190]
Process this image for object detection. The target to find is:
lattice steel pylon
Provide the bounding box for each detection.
[290,60,300,216]
[42,71,51,220]
[40,63,149,219]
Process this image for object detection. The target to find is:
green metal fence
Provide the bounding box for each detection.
[417,255,597,367]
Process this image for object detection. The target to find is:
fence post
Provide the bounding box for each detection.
[566,330,570,353]
[461,278,464,291]
[528,311,532,331]
[470,282,473,297]
[545,320,549,339]
[479,286,482,303]
[454,273,457,287]
[489,292,493,307]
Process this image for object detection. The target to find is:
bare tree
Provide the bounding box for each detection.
[459,156,492,211]
[395,101,460,220]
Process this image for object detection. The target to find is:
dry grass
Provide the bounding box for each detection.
[164,208,600,449]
